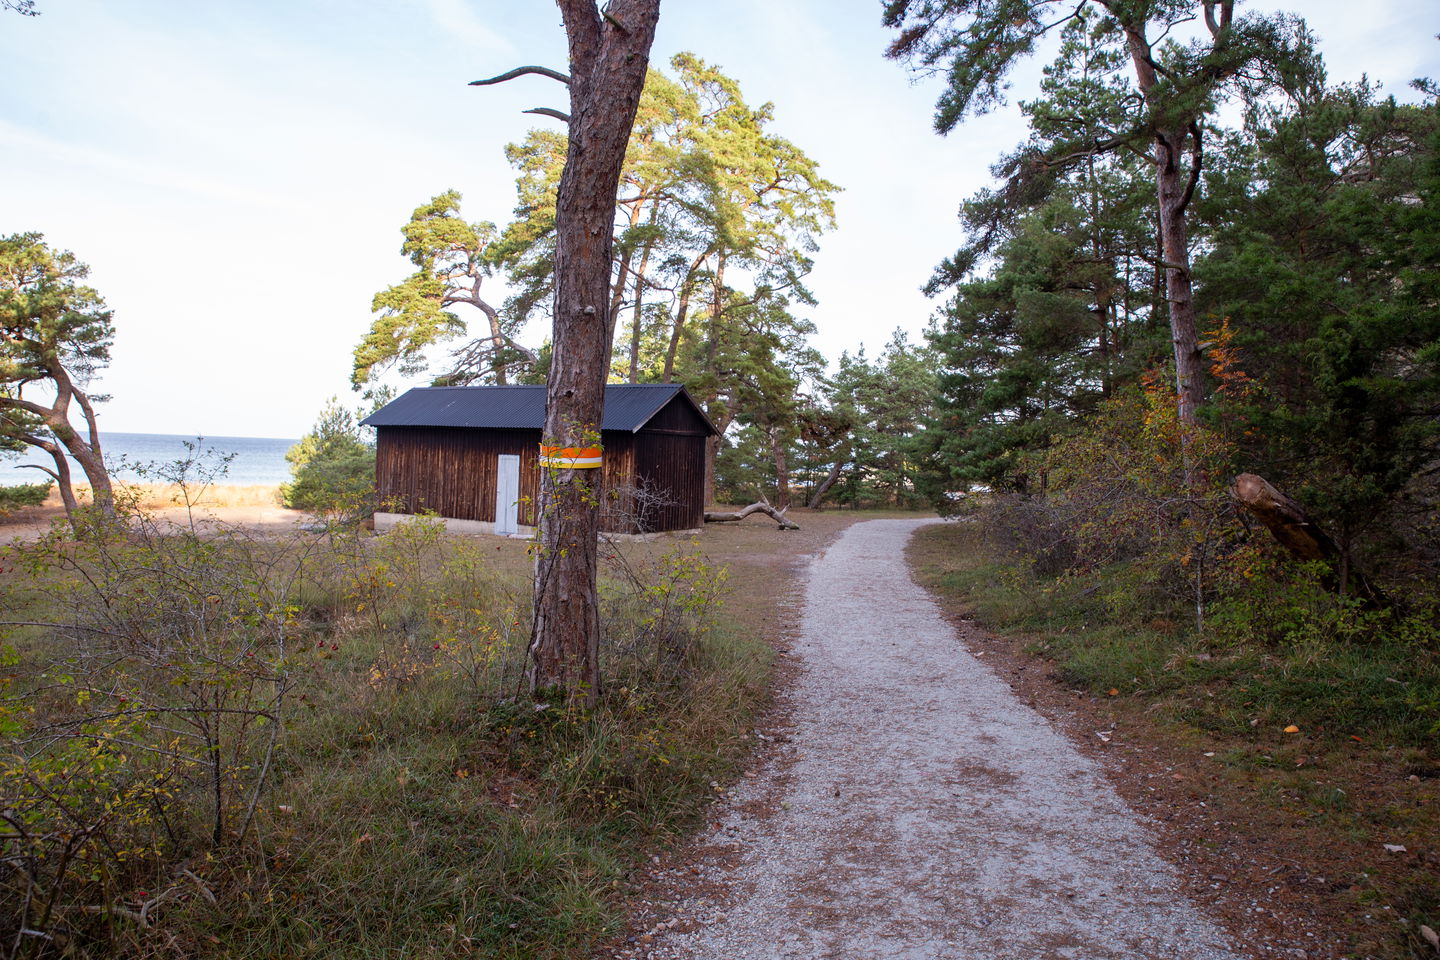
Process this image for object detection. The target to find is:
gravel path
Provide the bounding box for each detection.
[629,518,1248,960]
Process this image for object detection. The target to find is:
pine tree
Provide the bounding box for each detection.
[884,0,1319,423]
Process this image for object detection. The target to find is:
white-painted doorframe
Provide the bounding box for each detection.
[495,454,520,536]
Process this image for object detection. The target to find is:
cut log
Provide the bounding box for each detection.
[705,501,799,530]
[1230,473,1383,603]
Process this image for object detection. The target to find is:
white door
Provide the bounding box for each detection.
[495,454,520,536]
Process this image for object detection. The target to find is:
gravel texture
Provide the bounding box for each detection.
[621,518,1249,960]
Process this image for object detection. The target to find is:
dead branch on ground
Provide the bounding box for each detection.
[704,501,799,530]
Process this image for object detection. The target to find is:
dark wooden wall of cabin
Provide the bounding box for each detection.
[597,434,637,533]
[376,427,542,525]
[375,394,710,533]
[377,426,644,531]
[628,396,710,531]
[632,432,706,530]
[643,395,710,433]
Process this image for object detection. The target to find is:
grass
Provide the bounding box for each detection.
[911,522,1440,751]
[908,518,1440,959]
[0,508,778,958]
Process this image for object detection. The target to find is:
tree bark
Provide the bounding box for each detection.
[63,383,115,519]
[476,295,509,385]
[1155,126,1205,425]
[702,432,721,508]
[18,439,78,519]
[607,199,646,344]
[806,457,846,509]
[662,284,691,383]
[1115,13,1211,427]
[527,0,661,703]
[1,372,114,520]
[661,250,710,382]
[626,225,656,382]
[698,253,728,507]
[1230,473,1384,603]
[769,426,790,510]
[1231,473,1338,562]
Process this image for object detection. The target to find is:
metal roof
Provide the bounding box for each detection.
[360,383,717,435]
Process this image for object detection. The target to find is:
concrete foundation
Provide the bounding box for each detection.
[373,512,534,539]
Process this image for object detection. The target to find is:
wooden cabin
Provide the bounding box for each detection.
[361,383,717,536]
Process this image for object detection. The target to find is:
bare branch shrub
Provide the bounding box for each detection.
[0,455,738,957]
[1,506,307,950]
[600,478,676,535]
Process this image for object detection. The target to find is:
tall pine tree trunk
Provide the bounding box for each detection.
[626,229,656,382]
[662,284,692,383]
[661,250,709,382]
[528,0,661,703]
[1155,127,1205,425]
[698,253,727,507]
[1120,21,1205,427]
[19,436,80,520]
[9,368,117,521]
[478,298,509,385]
[703,433,721,508]
[807,457,845,509]
[770,427,790,510]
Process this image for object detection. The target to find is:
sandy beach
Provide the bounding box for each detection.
[0,483,311,542]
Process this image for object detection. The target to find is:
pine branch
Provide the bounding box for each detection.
[468,65,571,87]
[523,107,571,123]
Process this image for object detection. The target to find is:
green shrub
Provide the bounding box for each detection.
[0,479,52,515]
[281,397,376,519]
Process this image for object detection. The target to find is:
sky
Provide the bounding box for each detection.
[2,0,1436,440]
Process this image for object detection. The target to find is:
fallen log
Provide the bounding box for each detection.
[704,501,799,530]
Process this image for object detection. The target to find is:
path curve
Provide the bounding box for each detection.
[633,518,1247,960]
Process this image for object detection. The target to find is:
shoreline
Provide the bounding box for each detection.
[0,484,302,542]
[0,432,297,489]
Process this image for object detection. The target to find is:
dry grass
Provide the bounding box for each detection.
[2,484,292,543]
[63,482,284,509]
[600,506,929,645]
[402,505,928,637]
[0,501,924,958]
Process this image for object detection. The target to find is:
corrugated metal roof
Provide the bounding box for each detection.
[360,383,717,435]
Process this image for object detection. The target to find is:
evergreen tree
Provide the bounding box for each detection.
[828,332,939,507]
[0,233,116,522]
[353,192,536,390]
[281,397,378,519]
[355,54,838,401]
[914,16,1167,501]
[688,292,823,506]
[1195,87,1440,564]
[884,0,1319,423]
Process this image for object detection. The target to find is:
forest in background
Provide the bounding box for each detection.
[342,18,1439,596]
[345,51,938,514]
[881,2,1439,636]
[319,2,1440,670]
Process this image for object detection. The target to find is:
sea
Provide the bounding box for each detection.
[0,433,299,487]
